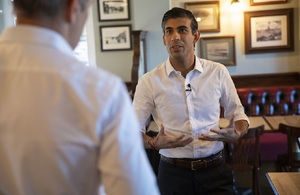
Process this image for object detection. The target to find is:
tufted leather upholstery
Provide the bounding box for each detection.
[237,86,300,116]
[236,86,300,161]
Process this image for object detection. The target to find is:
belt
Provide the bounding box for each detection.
[160,151,223,171]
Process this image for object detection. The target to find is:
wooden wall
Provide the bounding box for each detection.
[232,72,300,88]
[125,72,300,93]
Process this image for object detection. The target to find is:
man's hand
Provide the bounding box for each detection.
[199,119,249,142]
[152,125,193,149]
[199,127,240,142]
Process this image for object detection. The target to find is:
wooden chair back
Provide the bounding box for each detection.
[225,125,264,195]
[278,123,300,171]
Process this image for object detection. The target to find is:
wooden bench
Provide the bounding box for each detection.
[236,85,300,161]
[237,86,300,116]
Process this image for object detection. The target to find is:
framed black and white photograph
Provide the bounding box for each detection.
[98,0,130,21]
[244,8,294,54]
[250,0,288,6]
[184,1,220,32]
[99,25,132,51]
[199,36,236,66]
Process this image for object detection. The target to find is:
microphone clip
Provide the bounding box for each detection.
[185,84,192,92]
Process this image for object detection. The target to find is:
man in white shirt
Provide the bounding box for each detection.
[0,0,159,195]
[133,7,249,195]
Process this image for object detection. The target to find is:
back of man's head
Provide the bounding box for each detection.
[13,0,90,49]
[13,0,87,18]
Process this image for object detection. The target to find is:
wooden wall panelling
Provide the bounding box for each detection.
[130,30,147,97]
[232,72,300,88]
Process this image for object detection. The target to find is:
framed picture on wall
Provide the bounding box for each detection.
[99,25,132,51]
[97,0,130,21]
[199,36,236,66]
[250,0,288,6]
[244,8,294,54]
[184,1,220,32]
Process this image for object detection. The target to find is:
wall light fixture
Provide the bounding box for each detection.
[231,0,240,4]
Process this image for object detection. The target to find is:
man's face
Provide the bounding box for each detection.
[163,17,199,62]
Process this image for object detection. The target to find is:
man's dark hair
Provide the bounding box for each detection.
[161,7,198,34]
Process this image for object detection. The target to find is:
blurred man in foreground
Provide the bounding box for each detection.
[0,0,159,194]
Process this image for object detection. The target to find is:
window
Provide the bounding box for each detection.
[74,28,89,66]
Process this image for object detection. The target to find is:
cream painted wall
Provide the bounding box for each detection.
[89,0,133,81]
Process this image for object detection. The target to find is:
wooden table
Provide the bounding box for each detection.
[150,115,300,133]
[264,115,300,152]
[263,115,300,130]
[149,117,272,133]
[219,116,272,131]
[266,172,300,195]
[220,115,300,133]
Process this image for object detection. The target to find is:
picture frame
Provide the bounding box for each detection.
[244,8,294,54]
[99,25,132,51]
[184,1,220,32]
[250,0,288,6]
[199,36,236,66]
[97,0,130,21]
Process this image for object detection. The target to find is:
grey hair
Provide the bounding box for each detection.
[13,0,87,18]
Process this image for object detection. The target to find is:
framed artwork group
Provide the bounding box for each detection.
[184,1,220,33]
[250,0,288,6]
[99,25,132,51]
[200,36,236,66]
[97,0,132,51]
[98,0,130,21]
[244,8,294,54]
[186,0,293,65]
[183,1,227,64]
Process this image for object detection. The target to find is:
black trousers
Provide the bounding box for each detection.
[157,159,234,195]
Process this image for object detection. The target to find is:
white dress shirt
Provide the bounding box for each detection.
[133,57,249,159]
[0,26,159,195]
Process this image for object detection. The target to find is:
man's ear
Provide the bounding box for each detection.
[65,0,78,23]
[163,35,166,46]
[193,30,200,44]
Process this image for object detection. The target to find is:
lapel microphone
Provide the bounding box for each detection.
[186,84,192,92]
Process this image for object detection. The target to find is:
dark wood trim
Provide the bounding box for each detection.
[232,72,300,88]
[125,82,131,92]
[130,30,147,96]
[126,72,300,92]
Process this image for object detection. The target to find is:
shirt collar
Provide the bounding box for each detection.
[165,56,204,76]
[165,58,175,76]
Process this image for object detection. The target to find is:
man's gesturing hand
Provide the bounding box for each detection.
[199,120,249,142]
[199,127,240,142]
[152,125,194,149]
